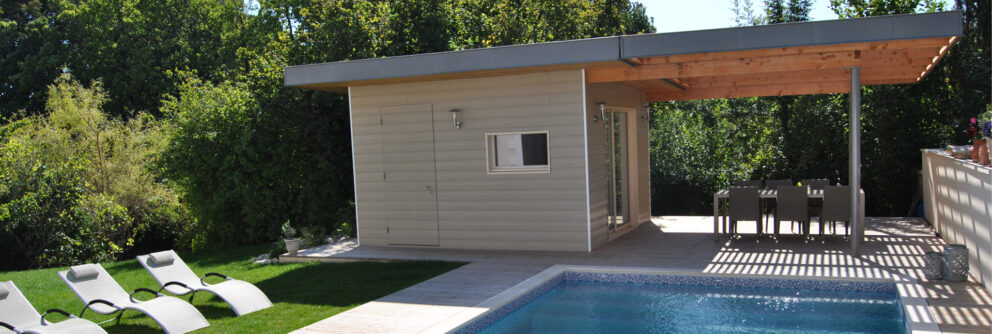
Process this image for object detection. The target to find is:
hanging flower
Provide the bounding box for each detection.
[966,121,979,140]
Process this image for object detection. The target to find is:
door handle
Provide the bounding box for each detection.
[426,186,433,197]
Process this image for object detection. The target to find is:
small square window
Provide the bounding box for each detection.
[487,131,549,173]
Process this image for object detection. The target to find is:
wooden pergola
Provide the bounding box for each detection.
[585,37,957,102]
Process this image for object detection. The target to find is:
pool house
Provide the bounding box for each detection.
[284,11,962,254]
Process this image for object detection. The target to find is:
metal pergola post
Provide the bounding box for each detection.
[849,66,862,256]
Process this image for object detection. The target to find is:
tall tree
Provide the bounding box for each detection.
[0,0,68,116]
[59,0,248,116]
[732,0,761,26]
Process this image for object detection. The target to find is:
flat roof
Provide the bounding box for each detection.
[285,11,962,101]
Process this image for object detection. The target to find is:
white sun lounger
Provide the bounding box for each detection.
[57,264,208,334]
[137,250,272,316]
[0,281,107,334]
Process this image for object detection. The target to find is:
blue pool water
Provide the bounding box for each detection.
[469,273,905,334]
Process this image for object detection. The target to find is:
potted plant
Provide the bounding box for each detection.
[282,220,302,255]
[966,117,982,163]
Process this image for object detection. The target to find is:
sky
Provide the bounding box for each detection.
[640,0,840,33]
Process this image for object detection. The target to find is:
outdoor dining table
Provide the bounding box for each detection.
[712,188,865,241]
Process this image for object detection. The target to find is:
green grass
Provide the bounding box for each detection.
[0,245,465,333]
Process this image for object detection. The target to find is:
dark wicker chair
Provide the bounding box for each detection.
[802,179,830,224]
[763,179,794,233]
[729,186,762,242]
[775,185,810,242]
[822,185,852,238]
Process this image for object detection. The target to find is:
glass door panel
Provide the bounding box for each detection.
[605,110,629,231]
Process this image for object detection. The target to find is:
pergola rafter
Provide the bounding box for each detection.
[584,36,958,102]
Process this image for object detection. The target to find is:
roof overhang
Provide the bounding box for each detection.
[285,11,962,101]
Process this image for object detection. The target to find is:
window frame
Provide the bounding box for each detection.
[485,130,551,174]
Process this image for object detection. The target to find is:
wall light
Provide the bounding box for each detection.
[598,103,606,124]
[450,109,462,129]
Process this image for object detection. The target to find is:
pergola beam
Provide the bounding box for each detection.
[588,51,864,83]
[646,81,852,102]
[589,46,945,85]
[678,68,922,89]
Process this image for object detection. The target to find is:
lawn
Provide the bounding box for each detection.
[0,245,465,333]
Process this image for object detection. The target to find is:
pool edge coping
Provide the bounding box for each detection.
[421,265,941,334]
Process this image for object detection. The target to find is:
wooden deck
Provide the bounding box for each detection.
[286,217,991,334]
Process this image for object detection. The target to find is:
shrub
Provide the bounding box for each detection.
[0,75,194,269]
[332,201,357,238]
[299,225,326,248]
[157,75,354,248]
[0,139,131,269]
[0,139,86,269]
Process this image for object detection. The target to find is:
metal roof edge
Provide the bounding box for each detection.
[284,11,963,88]
[620,11,962,58]
[284,37,621,87]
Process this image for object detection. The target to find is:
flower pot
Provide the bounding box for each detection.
[285,238,302,255]
[980,139,991,166]
[971,140,980,162]
[987,140,992,165]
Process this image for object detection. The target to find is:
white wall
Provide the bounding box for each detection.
[922,149,992,291]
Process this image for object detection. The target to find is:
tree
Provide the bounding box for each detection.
[0,0,68,117]
[732,0,761,26]
[59,0,248,116]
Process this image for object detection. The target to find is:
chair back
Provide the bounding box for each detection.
[137,250,201,294]
[57,264,129,314]
[0,281,42,329]
[801,178,830,190]
[822,186,852,221]
[733,180,762,187]
[776,186,809,221]
[764,179,793,190]
[729,186,760,221]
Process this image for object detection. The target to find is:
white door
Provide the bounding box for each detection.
[381,104,440,246]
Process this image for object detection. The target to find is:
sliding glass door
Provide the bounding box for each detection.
[605,110,629,231]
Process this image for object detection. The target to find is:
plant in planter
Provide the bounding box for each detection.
[282,220,302,255]
[966,117,983,162]
[981,109,992,166]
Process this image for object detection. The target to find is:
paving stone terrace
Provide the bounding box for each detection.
[285,217,991,334]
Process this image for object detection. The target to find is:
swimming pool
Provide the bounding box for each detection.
[448,266,930,334]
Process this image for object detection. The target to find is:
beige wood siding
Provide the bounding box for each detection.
[349,70,589,251]
[585,82,648,249]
